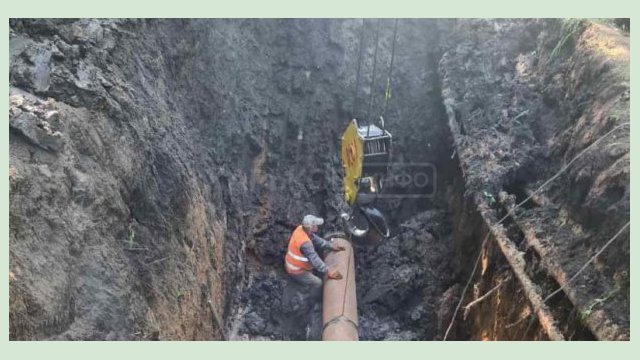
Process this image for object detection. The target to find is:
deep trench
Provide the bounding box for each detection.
[219,20,470,341]
[9,19,629,341]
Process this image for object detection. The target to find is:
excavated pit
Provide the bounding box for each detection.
[9,19,629,341]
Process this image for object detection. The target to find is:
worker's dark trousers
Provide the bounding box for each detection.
[289,271,322,300]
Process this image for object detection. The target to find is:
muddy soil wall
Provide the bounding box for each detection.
[439,19,629,340]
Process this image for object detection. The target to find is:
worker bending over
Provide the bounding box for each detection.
[284,215,345,294]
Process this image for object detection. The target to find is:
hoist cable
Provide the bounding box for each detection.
[366,19,382,136]
[382,19,399,122]
[352,19,366,118]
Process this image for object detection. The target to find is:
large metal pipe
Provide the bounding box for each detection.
[322,237,358,341]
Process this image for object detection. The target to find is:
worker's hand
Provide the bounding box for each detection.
[327,269,343,280]
[331,243,346,252]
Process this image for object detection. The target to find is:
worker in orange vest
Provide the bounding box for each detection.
[284,215,345,295]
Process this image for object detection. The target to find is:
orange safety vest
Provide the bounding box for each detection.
[284,225,313,274]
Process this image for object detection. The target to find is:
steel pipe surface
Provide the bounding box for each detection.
[322,237,358,341]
